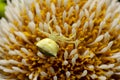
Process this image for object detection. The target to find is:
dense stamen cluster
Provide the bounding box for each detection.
[0,0,120,80]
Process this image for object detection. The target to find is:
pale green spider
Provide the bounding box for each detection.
[36,19,77,57]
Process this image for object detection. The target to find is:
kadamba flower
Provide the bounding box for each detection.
[0,0,120,80]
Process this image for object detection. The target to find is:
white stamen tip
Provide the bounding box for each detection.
[66,71,71,78]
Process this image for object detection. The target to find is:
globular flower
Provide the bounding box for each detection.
[0,0,120,80]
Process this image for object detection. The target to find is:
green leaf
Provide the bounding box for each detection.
[0,2,6,17]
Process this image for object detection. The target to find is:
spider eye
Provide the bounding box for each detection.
[36,38,59,57]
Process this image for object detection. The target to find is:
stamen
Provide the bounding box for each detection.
[51,3,56,15]
[66,71,71,78]
[53,76,57,80]
[81,70,88,77]
[35,3,41,17]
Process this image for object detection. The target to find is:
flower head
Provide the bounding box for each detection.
[0,0,120,80]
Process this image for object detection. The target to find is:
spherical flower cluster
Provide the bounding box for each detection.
[0,0,120,80]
